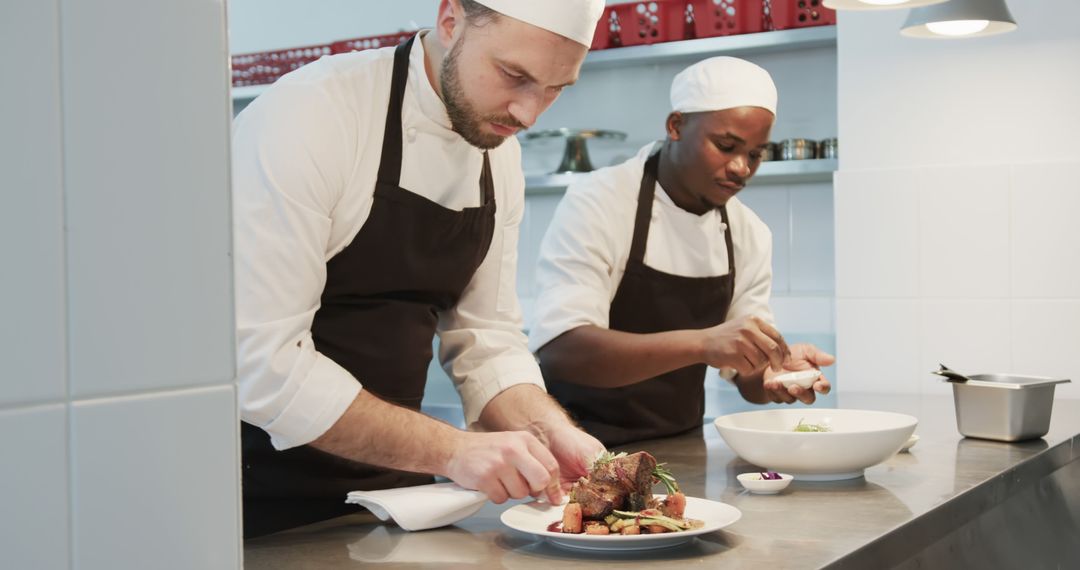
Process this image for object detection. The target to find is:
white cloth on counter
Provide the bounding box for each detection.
[232,32,544,451]
[474,0,606,47]
[345,483,488,532]
[528,143,776,353]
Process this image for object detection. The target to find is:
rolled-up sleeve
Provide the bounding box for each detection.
[437,152,545,428]
[232,81,362,450]
[528,175,624,353]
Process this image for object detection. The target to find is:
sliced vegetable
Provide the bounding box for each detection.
[562,502,583,534]
[760,471,782,480]
[794,418,833,431]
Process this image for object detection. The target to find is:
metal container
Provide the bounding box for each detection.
[951,374,1071,442]
[762,142,779,161]
[819,137,839,159]
[779,138,816,160]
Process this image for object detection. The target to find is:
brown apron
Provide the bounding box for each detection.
[240,35,498,538]
[545,150,736,447]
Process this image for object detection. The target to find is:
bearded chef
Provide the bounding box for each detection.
[232,0,606,537]
[530,57,835,447]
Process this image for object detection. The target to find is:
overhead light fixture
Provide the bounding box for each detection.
[824,0,947,10]
[901,0,1017,38]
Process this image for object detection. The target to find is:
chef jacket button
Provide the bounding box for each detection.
[406,128,417,142]
[719,222,728,231]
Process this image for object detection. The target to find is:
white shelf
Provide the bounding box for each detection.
[230,27,837,102]
[525,158,836,193]
[582,26,837,70]
[231,85,268,101]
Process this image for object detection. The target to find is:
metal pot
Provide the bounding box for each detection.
[762,142,779,162]
[779,138,816,160]
[949,373,1071,442]
[819,137,839,159]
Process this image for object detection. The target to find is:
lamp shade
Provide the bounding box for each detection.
[901,0,1017,38]
[824,0,947,11]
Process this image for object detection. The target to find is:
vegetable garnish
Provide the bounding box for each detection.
[793,417,831,432]
[760,471,782,480]
[653,463,680,494]
[592,450,628,468]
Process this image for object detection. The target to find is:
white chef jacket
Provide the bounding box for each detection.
[232,32,543,451]
[529,143,775,353]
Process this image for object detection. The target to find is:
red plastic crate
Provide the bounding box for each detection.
[591,7,615,50]
[331,31,415,54]
[232,43,333,87]
[610,0,693,46]
[689,0,766,38]
[766,0,836,31]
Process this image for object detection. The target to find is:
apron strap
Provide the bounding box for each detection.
[375,34,416,187]
[628,150,661,264]
[480,151,494,205]
[630,148,737,277]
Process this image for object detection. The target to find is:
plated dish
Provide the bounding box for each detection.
[500,451,740,551]
[500,495,741,551]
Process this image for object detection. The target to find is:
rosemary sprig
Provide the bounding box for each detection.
[592,450,627,469]
[653,462,680,495]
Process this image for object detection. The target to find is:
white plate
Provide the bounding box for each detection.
[774,369,822,389]
[500,495,741,552]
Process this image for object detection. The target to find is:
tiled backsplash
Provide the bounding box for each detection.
[834,161,1080,400]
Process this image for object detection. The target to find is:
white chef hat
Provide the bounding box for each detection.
[670,56,778,115]
[471,0,606,47]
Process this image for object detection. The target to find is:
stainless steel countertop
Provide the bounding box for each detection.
[244,393,1080,569]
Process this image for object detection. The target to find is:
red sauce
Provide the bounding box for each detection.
[547,521,562,533]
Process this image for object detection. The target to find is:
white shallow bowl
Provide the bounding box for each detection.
[714,409,918,480]
[736,472,793,494]
[774,369,822,389]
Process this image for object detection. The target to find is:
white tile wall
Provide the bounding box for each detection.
[918,165,1010,299]
[0,405,69,570]
[1012,300,1080,400]
[71,386,240,570]
[738,186,790,293]
[1,0,67,406]
[1010,162,1080,299]
[61,0,235,398]
[4,0,240,568]
[836,299,921,394]
[834,169,920,299]
[789,182,835,293]
[919,300,1011,396]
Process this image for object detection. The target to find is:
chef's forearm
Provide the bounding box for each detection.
[477,384,574,440]
[537,325,705,389]
[309,390,463,477]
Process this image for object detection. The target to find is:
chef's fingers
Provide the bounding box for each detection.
[481,480,510,504]
[813,376,832,395]
[755,319,791,370]
[764,378,796,404]
[745,326,785,373]
[789,384,816,405]
[522,435,562,503]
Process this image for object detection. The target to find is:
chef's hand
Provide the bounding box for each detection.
[444,430,563,505]
[701,315,791,375]
[761,343,834,404]
[538,422,605,493]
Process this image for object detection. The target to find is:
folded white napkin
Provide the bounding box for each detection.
[345,483,488,531]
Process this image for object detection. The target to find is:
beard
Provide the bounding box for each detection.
[440,37,523,150]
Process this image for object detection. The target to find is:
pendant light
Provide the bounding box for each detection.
[901,0,1017,38]
[825,0,947,10]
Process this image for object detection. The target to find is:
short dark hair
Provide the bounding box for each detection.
[460,0,500,27]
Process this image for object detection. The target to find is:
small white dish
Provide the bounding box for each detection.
[774,369,822,389]
[898,434,920,453]
[736,472,793,495]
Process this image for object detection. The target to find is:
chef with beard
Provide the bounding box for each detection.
[531,57,835,447]
[232,0,606,537]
